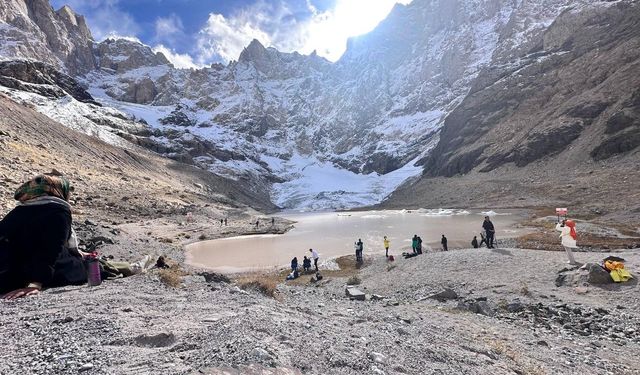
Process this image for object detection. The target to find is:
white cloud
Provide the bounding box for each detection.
[155,13,185,42]
[196,0,413,64]
[197,12,272,64]
[152,45,200,69]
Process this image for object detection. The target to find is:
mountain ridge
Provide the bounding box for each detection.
[1,0,638,212]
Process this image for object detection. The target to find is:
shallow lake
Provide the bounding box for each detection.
[185,209,530,273]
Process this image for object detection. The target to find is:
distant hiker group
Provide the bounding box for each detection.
[251,217,275,229]
[349,216,502,261]
[287,248,320,281]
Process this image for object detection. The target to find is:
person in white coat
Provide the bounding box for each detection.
[556,219,578,265]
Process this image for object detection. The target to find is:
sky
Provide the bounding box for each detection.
[50,0,413,69]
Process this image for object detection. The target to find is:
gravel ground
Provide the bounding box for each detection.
[2,243,639,375]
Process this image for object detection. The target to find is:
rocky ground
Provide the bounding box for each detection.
[1,240,640,375]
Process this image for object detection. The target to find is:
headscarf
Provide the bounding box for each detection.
[565,220,577,240]
[14,174,71,203]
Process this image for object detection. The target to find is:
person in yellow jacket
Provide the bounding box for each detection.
[383,236,390,257]
[556,219,578,265]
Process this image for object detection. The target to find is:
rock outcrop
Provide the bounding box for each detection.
[0,0,96,75]
[422,1,640,177]
[0,59,97,104]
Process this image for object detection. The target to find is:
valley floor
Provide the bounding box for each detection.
[1,210,639,375]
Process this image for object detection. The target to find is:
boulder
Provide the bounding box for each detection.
[199,272,230,284]
[368,352,386,364]
[346,287,366,301]
[506,300,525,313]
[586,263,612,284]
[428,287,458,301]
[134,332,176,348]
[457,300,496,317]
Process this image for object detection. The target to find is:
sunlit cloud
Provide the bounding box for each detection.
[51,0,413,66]
[196,0,413,64]
[197,11,272,64]
[152,44,200,69]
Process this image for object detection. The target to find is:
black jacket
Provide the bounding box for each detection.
[0,203,86,293]
[482,220,495,232]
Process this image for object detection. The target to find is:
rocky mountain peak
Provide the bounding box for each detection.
[55,4,92,40]
[237,38,274,72]
[239,39,267,61]
[95,37,171,73]
[0,0,96,74]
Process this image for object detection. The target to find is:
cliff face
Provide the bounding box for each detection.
[422,1,640,177]
[0,0,95,75]
[383,1,640,218]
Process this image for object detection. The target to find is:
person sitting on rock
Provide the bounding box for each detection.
[0,175,153,300]
[302,256,311,273]
[0,174,87,299]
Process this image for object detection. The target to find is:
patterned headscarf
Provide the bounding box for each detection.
[14,175,71,202]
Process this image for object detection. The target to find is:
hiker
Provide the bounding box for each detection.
[224,218,227,226]
[479,232,487,248]
[471,236,479,249]
[0,175,86,299]
[255,219,260,228]
[416,236,423,254]
[220,218,223,226]
[441,235,448,251]
[310,248,319,271]
[411,235,418,254]
[556,219,579,265]
[355,239,363,262]
[1,175,153,300]
[302,256,311,273]
[482,216,495,249]
[271,217,275,226]
[383,236,390,257]
[286,269,299,280]
[291,257,298,272]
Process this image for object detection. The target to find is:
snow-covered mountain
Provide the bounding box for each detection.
[1,0,634,210]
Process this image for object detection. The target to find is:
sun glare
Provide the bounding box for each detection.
[305,0,412,61]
